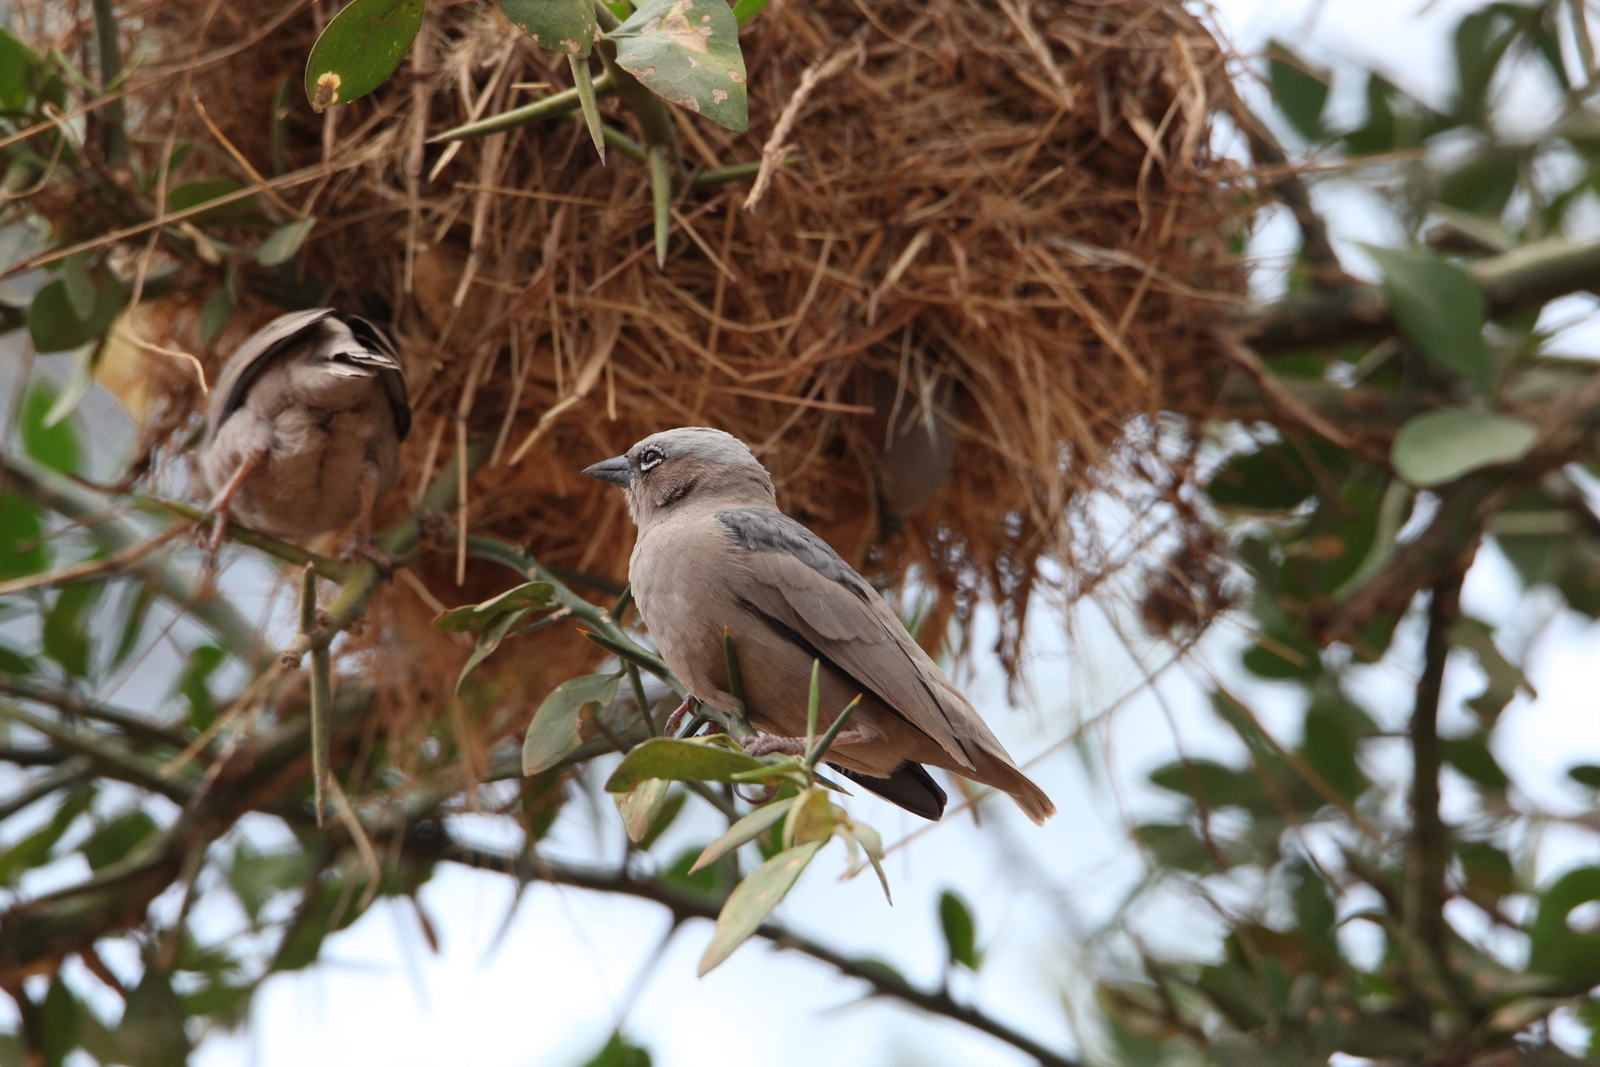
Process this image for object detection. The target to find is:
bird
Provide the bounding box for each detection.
[583,426,1055,824]
[199,309,410,558]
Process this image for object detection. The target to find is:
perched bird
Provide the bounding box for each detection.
[199,309,410,556]
[584,427,1055,824]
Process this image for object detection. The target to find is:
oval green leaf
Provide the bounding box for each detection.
[608,0,748,132]
[604,735,770,792]
[938,889,980,970]
[1390,408,1537,487]
[698,840,823,975]
[615,777,672,842]
[27,267,123,354]
[1365,245,1494,395]
[689,796,795,873]
[256,217,318,267]
[304,0,425,113]
[501,0,597,56]
[522,672,621,775]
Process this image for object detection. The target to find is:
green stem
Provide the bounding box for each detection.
[137,497,352,581]
[90,0,128,166]
[428,75,616,144]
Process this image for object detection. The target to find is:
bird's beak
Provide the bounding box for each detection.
[583,455,633,487]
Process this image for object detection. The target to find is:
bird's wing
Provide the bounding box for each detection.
[341,314,410,441]
[205,308,334,442]
[714,507,974,768]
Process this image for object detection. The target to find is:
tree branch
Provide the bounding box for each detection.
[1405,575,1460,950]
[423,834,1082,1067]
[1236,235,1600,355]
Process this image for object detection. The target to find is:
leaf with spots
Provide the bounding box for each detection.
[303,0,425,113]
[607,0,748,132]
[501,0,598,57]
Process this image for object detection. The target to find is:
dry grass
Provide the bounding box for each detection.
[18,0,1255,761]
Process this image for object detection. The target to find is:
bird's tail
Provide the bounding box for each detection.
[969,748,1056,825]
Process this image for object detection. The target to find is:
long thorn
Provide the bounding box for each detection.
[804,659,820,752]
[806,695,862,770]
[569,53,606,164]
[649,143,671,269]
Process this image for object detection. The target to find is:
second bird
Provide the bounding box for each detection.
[585,427,1055,824]
[199,309,410,554]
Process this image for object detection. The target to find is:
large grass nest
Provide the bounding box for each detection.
[22,0,1253,759]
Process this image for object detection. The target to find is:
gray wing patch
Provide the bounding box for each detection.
[715,508,871,602]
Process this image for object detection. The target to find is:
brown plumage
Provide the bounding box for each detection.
[584,427,1054,824]
[199,309,409,551]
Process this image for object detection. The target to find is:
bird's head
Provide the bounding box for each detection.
[584,427,776,526]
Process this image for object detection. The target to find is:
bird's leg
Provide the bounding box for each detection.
[202,452,262,558]
[743,730,869,758]
[342,464,396,571]
[663,695,700,737]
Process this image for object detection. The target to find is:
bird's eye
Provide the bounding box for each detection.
[638,448,664,471]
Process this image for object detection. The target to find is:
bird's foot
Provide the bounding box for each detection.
[663,696,700,737]
[742,730,869,758]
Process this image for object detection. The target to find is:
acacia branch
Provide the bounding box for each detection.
[1236,235,1600,355]
[1405,575,1460,950]
[423,834,1082,1067]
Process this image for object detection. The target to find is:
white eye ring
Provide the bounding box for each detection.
[639,448,664,471]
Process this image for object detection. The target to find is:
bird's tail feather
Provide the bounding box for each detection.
[831,762,947,821]
[970,749,1055,825]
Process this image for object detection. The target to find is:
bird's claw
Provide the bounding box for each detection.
[663,696,700,737]
[341,539,398,574]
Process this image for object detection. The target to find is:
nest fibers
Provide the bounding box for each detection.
[22,0,1252,758]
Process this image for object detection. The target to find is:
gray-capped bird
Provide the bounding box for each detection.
[199,309,410,556]
[583,427,1055,824]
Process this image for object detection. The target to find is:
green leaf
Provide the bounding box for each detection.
[614,777,671,843]
[173,645,227,730]
[1302,704,1367,802]
[21,383,80,474]
[690,796,795,873]
[609,0,749,132]
[938,889,980,970]
[42,583,98,677]
[0,789,94,886]
[168,177,261,222]
[1133,822,1215,873]
[1459,840,1516,899]
[605,735,774,792]
[1390,408,1537,487]
[0,493,47,581]
[0,645,32,676]
[1439,147,1520,218]
[434,581,556,632]
[42,346,98,429]
[114,966,193,1067]
[635,789,683,850]
[82,809,159,871]
[730,0,772,26]
[39,976,79,1067]
[456,608,526,694]
[1147,759,1260,809]
[198,287,233,345]
[1443,730,1509,791]
[304,0,425,112]
[577,1032,652,1067]
[0,30,37,112]
[256,217,318,266]
[501,0,597,56]
[60,254,96,321]
[1365,246,1493,393]
[1204,442,1320,511]
[1569,764,1600,789]
[27,268,123,354]
[697,840,823,975]
[1529,867,1600,989]
[1266,41,1328,141]
[229,845,311,923]
[1450,614,1530,723]
[522,672,620,775]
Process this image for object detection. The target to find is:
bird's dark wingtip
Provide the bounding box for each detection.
[830,762,947,821]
